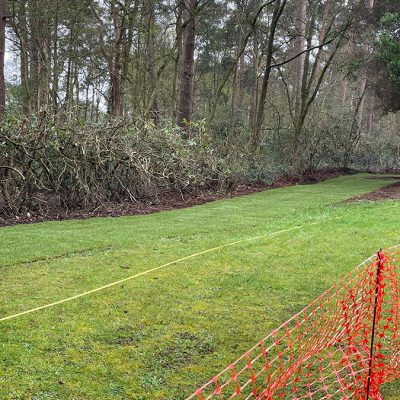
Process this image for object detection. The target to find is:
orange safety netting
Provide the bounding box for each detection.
[187,249,400,400]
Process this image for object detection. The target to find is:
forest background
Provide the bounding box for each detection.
[0,0,399,218]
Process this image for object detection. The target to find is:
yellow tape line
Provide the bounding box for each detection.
[0,219,332,323]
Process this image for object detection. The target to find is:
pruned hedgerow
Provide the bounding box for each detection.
[0,116,242,217]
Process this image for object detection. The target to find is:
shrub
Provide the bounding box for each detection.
[0,116,246,216]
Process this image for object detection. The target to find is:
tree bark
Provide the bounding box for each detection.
[341,29,354,105]
[65,26,73,110]
[122,0,138,114]
[314,0,331,78]
[248,0,261,131]
[172,0,184,118]
[51,0,59,113]
[366,90,375,130]
[93,0,126,117]
[358,0,374,128]
[145,0,159,123]
[249,35,259,130]
[33,0,50,117]
[0,0,6,119]
[292,0,307,119]
[11,0,31,114]
[252,0,286,153]
[108,0,124,117]
[231,5,245,124]
[177,0,196,129]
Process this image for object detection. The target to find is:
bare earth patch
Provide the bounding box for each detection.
[0,169,355,227]
[347,180,400,203]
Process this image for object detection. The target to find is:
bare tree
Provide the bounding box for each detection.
[93,0,132,117]
[252,0,287,153]
[0,0,5,118]
[290,5,349,174]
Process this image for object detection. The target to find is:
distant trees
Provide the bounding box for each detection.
[1,0,398,174]
[0,0,6,118]
[378,12,400,88]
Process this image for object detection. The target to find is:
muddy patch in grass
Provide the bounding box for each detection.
[346,181,400,202]
[0,169,355,227]
[157,331,216,370]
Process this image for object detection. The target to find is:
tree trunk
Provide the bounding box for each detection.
[252,0,286,153]
[51,0,59,113]
[109,63,122,117]
[172,0,184,118]
[145,0,159,123]
[314,0,331,78]
[207,0,268,125]
[341,29,354,105]
[122,0,138,114]
[0,0,6,119]
[177,0,196,130]
[231,25,243,123]
[35,0,50,117]
[292,31,346,175]
[64,25,74,110]
[358,0,374,128]
[13,0,31,114]
[248,0,262,131]
[292,0,307,119]
[74,55,79,107]
[108,0,124,117]
[37,36,49,117]
[366,90,374,131]
[249,32,259,131]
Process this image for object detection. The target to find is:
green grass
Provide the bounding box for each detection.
[0,173,399,399]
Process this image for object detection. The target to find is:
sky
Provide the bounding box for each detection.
[5,33,18,84]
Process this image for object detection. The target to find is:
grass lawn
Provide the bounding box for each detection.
[0,173,399,400]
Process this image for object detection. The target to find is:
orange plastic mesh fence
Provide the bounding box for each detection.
[186,249,400,400]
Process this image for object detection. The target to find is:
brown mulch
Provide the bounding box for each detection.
[346,181,400,203]
[0,169,354,228]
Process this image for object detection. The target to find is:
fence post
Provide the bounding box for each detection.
[365,250,383,400]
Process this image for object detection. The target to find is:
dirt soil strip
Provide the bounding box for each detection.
[346,181,400,203]
[0,169,352,227]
